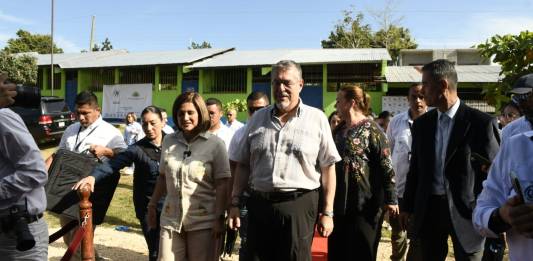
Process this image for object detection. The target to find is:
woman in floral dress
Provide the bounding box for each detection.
[328,84,399,261]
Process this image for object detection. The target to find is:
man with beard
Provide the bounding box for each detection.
[501,74,533,143]
[228,60,340,261]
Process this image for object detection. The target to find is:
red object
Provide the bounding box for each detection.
[312,229,328,261]
[60,226,86,261]
[38,115,52,125]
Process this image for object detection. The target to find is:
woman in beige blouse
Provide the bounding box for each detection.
[148,91,230,261]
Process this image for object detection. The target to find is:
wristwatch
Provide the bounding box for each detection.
[322,210,334,218]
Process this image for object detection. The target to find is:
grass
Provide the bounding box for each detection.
[45,174,142,234]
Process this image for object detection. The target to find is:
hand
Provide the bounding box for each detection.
[0,74,16,108]
[399,211,411,231]
[385,204,400,218]
[147,204,157,230]
[212,216,225,238]
[499,195,533,238]
[227,206,241,230]
[89,144,108,158]
[317,214,334,237]
[72,176,96,192]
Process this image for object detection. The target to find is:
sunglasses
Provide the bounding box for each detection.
[248,106,266,114]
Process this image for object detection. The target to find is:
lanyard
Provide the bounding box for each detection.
[74,125,99,152]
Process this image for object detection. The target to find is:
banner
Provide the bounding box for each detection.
[102,84,152,119]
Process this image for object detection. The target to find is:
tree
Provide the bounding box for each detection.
[477,31,533,107]
[91,38,114,52]
[321,10,373,48]
[0,51,38,85]
[321,5,417,64]
[188,41,212,49]
[3,29,63,54]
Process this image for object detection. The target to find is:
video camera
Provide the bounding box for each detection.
[2,79,41,108]
[0,204,36,251]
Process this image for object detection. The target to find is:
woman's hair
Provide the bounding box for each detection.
[172,91,211,133]
[328,110,339,122]
[339,84,371,115]
[124,112,137,123]
[500,102,522,116]
[140,106,163,121]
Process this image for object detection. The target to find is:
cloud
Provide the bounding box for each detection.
[55,36,82,53]
[0,10,32,25]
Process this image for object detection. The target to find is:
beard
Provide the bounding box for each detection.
[275,99,291,112]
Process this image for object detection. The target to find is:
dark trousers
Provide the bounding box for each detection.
[418,195,482,261]
[328,212,384,261]
[139,211,161,261]
[239,197,249,261]
[245,190,318,261]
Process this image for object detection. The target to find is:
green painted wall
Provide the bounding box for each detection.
[368,91,383,114]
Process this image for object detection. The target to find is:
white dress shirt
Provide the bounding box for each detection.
[473,130,533,261]
[225,120,244,132]
[209,124,234,152]
[386,110,414,198]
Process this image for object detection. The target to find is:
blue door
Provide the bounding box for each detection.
[252,83,271,102]
[182,80,198,93]
[300,85,323,110]
[65,79,78,111]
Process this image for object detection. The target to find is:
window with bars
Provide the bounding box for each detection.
[204,68,247,93]
[301,65,323,87]
[87,68,115,92]
[119,66,154,87]
[159,65,177,91]
[252,67,271,83]
[326,63,382,92]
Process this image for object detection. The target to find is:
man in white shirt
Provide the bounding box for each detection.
[227,91,269,261]
[501,74,533,144]
[225,108,244,132]
[386,83,427,261]
[46,91,127,260]
[206,98,234,151]
[160,109,175,134]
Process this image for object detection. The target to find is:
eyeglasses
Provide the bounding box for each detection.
[248,106,266,114]
[502,113,519,118]
[271,79,296,87]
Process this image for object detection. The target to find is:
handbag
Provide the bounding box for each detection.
[45,149,120,225]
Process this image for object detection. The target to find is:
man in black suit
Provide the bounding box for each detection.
[399,59,500,261]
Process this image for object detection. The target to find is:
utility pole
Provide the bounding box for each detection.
[89,16,95,51]
[50,0,55,95]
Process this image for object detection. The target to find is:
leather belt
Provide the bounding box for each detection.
[0,213,43,225]
[251,188,317,202]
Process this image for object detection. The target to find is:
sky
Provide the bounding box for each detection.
[1,0,532,53]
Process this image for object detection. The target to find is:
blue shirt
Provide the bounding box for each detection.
[0,109,47,215]
[473,130,533,261]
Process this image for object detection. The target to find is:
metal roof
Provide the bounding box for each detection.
[35,48,234,69]
[188,48,391,68]
[385,65,502,83]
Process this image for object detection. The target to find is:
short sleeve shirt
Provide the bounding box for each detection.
[58,117,127,162]
[234,102,341,192]
[159,131,231,232]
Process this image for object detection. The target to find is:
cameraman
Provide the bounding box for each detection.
[0,73,48,259]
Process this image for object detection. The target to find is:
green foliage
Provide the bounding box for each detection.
[3,29,63,54]
[224,99,247,113]
[188,41,212,49]
[321,10,373,48]
[373,25,417,64]
[477,31,533,108]
[321,7,417,64]
[92,37,114,52]
[0,51,37,85]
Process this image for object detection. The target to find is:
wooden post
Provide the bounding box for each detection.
[78,184,95,261]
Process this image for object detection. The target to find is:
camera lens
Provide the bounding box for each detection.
[11,86,41,108]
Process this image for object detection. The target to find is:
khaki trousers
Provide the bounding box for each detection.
[158,227,220,261]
